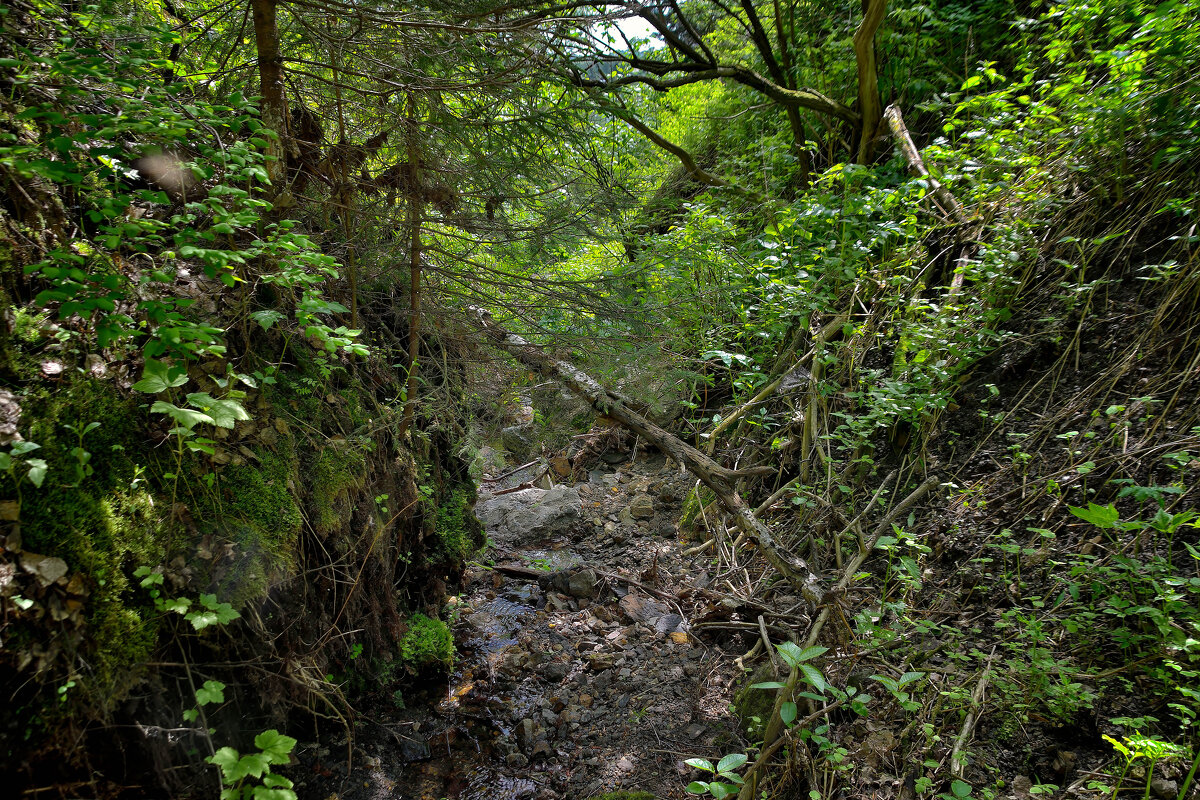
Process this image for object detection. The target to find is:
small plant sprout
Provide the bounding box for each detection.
[684,752,747,798]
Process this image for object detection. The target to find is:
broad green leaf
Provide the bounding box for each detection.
[1068,502,1119,529]
[254,729,297,763]
[208,747,241,780]
[750,681,787,690]
[250,309,284,330]
[685,782,710,795]
[798,663,828,695]
[684,757,714,772]
[235,752,270,779]
[195,680,225,706]
[951,779,972,798]
[161,596,191,614]
[132,359,187,393]
[151,401,213,430]
[716,753,747,774]
[186,393,249,429]
[780,701,797,724]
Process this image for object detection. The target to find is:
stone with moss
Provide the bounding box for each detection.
[733,662,777,739]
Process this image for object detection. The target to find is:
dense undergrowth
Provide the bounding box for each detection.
[1,0,1198,797]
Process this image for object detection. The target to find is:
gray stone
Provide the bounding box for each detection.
[1150,780,1177,800]
[475,485,581,539]
[502,424,533,454]
[629,494,655,519]
[567,568,599,599]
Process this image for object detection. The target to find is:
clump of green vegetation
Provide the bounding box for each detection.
[433,486,482,562]
[398,613,454,671]
[218,439,303,559]
[309,442,368,535]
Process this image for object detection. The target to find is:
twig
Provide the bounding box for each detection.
[950,647,996,779]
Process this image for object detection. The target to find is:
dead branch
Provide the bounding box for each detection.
[469,306,825,605]
[883,103,967,224]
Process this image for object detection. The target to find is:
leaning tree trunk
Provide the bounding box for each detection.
[853,0,888,165]
[396,94,423,438]
[469,307,826,605]
[250,0,288,191]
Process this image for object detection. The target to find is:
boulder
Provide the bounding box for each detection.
[475,485,581,538]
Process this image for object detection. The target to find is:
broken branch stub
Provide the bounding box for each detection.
[469,307,825,605]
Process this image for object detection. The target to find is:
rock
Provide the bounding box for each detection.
[542,661,569,681]
[567,568,599,599]
[618,507,636,526]
[618,592,669,624]
[1150,779,1177,800]
[502,424,533,454]
[475,485,582,539]
[518,718,536,753]
[505,752,528,768]
[629,494,655,519]
[586,652,617,670]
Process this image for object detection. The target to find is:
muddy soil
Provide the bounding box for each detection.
[292,452,754,800]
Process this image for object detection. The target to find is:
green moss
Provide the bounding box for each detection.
[680,485,715,533]
[7,377,166,702]
[433,486,482,563]
[733,662,777,739]
[398,613,454,671]
[218,438,302,558]
[309,442,368,535]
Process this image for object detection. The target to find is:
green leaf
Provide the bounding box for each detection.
[235,752,271,779]
[199,593,241,624]
[798,663,828,695]
[951,779,972,798]
[685,782,710,795]
[151,401,214,430]
[254,729,297,763]
[684,758,714,773]
[780,701,797,725]
[161,596,191,614]
[777,642,827,668]
[1068,502,1119,529]
[195,680,226,706]
[132,359,188,393]
[186,393,249,429]
[250,309,284,331]
[750,681,787,690]
[25,458,47,488]
[208,746,242,780]
[716,753,747,774]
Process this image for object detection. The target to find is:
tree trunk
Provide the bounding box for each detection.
[469,307,825,605]
[250,0,287,191]
[853,0,888,165]
[397,94,422,437]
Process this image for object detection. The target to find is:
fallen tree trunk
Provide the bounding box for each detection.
[884,103,967,224]
[470,307,825,605]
